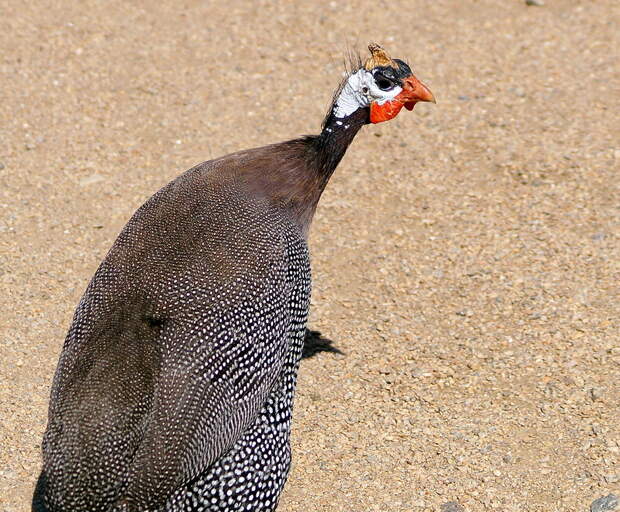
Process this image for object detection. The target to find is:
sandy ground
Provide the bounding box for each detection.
[1,0,619,510]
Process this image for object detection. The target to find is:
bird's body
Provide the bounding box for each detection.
[33,44,434,512]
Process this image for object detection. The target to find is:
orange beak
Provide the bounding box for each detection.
[369,74,435,124]
[400,74,436,110]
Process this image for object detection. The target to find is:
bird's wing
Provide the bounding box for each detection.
[41,163,306,510]
[119,248,295,508]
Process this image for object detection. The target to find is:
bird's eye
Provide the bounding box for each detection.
[375,76,394,91]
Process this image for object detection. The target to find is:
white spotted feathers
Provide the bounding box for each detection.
[34,42,434,512]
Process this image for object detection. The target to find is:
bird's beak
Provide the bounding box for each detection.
[400,74,435,111]
[370,74,435,124]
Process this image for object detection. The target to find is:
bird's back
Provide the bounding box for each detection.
[34,152,312,511]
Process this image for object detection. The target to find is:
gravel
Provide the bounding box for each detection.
[1,0,618,511]
[591,494,619,512]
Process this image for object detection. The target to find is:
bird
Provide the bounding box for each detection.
[32,43,435,512]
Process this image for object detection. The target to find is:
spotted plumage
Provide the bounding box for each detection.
[33,44,434,512]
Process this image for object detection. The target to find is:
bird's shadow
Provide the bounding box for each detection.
[301,329,344,360]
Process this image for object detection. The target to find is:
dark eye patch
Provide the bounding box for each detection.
[373,70,396,90]
[373,59,412,91]
[373,60,413,88]
[375,76,394,91]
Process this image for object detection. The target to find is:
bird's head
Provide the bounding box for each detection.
[332,43,435,124]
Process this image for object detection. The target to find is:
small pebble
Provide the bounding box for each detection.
[591,494,619,512]
[79,174,105,187]
[0,162,5,170]
[441,501,465,512]
[411,368,425,378]
[525,0,544,5]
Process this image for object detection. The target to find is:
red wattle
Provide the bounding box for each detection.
[370,100,405,124]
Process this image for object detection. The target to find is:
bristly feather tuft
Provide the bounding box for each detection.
[321,48,363,129]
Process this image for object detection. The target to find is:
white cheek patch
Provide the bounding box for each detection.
[333,69,403,118]
[333,71,368,119]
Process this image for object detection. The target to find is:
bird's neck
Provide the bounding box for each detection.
[255,108,368,237]
[292,107,368,234]
[312,107,369,182]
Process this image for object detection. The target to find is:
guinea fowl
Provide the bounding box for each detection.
[33,43,434,512]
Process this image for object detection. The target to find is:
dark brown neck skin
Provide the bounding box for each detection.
[275,107,370,235]
[311,106,370,184]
